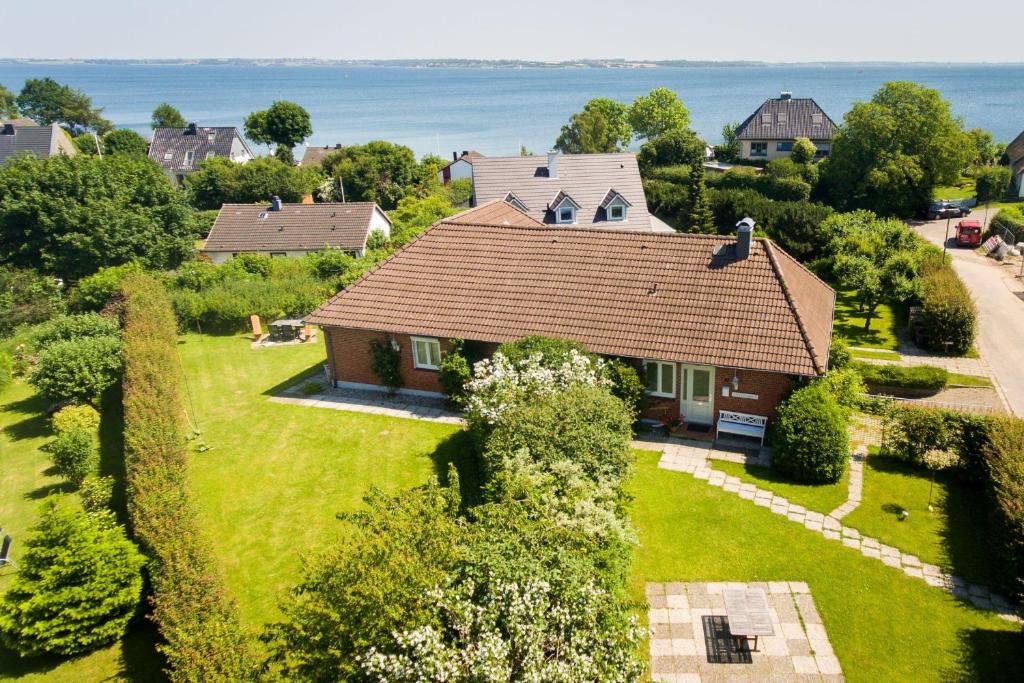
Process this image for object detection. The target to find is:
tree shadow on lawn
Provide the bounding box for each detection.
[430,430,482,508]
[2,412,50,442]
[944,627,1024,682]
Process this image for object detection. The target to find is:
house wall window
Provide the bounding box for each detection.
[412,336,442,370]
[776,141,793,152]
[269,252,287,257]
[608,204,626,221]
[557,206,576,224]
[644,361,676,398]
[750,142,768,157]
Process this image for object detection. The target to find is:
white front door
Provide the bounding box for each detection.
[680,365,715,424]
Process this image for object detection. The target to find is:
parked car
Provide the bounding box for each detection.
[926,200,971,220]
[955,219,983,247]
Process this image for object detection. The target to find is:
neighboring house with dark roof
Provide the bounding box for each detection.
[735,92,838,161]
[470,151,659,231]
[201,198,392,263]
[1008,129,1024,198]
[438,150,483,184]
[148,122,254,184]
[301,144,345,167]
[306,202,835,434]
[0,122,77,165]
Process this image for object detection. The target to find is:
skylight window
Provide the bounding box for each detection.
[163,151,173,160]
[184,150,195,166]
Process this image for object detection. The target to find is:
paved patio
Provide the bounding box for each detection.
[647,581,843,682]
[271,379,465,424]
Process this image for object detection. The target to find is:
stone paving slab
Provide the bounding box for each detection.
[648,581,843,682]
[654,444,1023,623]
[273,382,465,424]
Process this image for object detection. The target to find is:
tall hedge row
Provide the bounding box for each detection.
[918,263,977,355]
[120,273,257,681]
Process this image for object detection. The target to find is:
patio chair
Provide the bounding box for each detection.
[250,315,269,343]
[0,534,14,569]
[300,325,317,343]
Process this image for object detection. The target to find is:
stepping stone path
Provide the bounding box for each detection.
[827,447,865,520]
[646,439,1022,623]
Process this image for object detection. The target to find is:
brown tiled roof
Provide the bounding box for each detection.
[307,213,835,376]
[471,153,654,231]
[301,144,346,167]
[202,202,389,253]
[443,200,544,227]
[735,96,838,142]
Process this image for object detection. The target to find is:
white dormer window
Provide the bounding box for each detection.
[608,204,626,221]
[163,151,173,160]
[557,206,575,224]
[184,151,195,166]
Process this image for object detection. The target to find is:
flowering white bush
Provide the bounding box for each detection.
[464,351,611,427]
[360,576,644,683]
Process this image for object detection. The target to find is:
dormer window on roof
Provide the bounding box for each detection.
[504,192,528,213]
[599,188,631,222]
[549,191,581,225]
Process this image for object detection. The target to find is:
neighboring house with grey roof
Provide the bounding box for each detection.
[470,151,661,231]
[0,122,77,165]
[735,93,838,161]
[1008,129,1024,198]
[201,197,392,263]
[148,122,254,185]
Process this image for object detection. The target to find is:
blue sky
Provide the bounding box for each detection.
[7,0,1023,62]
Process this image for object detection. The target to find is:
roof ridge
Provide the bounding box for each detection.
[761,239,825,375]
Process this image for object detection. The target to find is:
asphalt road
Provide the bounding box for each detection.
[913,215,1024,416]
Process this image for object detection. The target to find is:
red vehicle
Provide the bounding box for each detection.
[955,220,982,247]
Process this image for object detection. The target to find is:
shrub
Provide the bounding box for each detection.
[790,137,817,164]
[439,338,473,405]
[974,166,1012,203]
[0,266,65,336]
[229,252,273,277]
[852,362,948,391]
[482,384,633,486]
[0,351,11,391]
[366,229,389,250]
[29,335,123,404]
[918,266,977,355]
[880,404,990,478]
[68,263,143,311]
[989,205,1024,242]
[641,178,690,230]
[0,504,144,657]
[497,335,593,367]
[709,188,835,261]
[706,168,812,202]
[369,337,403,391]
[49,428,99,485]
[605,359,646,420]
[817,368,866,412]
[31,313,120,348]
[982,417,1024,599]
[120,273,257,681]
[79,475,114,513]
[772,383,849,483]
[828,336,851,370]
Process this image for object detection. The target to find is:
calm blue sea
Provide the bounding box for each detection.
[0,63,1021,156]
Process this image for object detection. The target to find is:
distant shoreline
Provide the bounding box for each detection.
[1,58,1022,69]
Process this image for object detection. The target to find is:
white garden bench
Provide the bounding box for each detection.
[716,410,768,446]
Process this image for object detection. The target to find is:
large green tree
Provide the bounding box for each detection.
[637,127,705,169]
[185,156,323,210]
[0,154,195,278]
[0,84,17,119]
[102,129,150,158]
[244,100,313,157]
[822,81,972,216]
[16,78,110,135]
[320,140,418,209]
[0,266,65,336]
[0,504,144,657]
[554,98,632,154]
[150,102,186,129]
[628,87,690,141]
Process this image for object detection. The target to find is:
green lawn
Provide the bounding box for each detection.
[850,348,902,362]
[843,452,998,588]
[947,372,994,388]
[712,459,850,514]
[177,334,473,626]
[832,288,905,351]
[934,177,976,201]
[0,383,164,681]
[629,450,1024,682]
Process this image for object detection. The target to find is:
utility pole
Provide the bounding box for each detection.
[943,215,951,256]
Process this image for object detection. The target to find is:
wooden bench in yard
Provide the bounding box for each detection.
[716,410,768,446]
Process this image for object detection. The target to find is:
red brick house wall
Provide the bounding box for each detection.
[323,327,797,428]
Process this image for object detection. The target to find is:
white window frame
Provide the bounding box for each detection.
[557,206,576,224]
[411,336,442,370]
[644,360,676,398]
[184,150,195,166]
[163,151,173,160]
[608,203,626,221]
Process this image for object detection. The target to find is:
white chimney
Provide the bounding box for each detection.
[547,150,559,178]
[736,217,755,259]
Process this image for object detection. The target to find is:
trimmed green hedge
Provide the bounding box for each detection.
[918,264,977,356]
[772,383,849,483]
[852,362,948,392]
[120,273,257,682]
[983,418,1024,600]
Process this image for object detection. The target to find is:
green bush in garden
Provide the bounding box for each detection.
[918,266,977,355]
[0,504,144,657]
[852,362,948,391]
[29,335,123,404]
[772,383,849,483]
[497,335,594,367]
[31,313,120,348]
[604,359,646,421]
[51,404,101,435]
[828,336,851,369]
[49,428,98,486]
[369,337,403,391]
[439,339,473,405]
[974,166,1012,202]
[982,417,1024,600]
[79,476,114,514]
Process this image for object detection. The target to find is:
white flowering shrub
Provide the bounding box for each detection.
[464,351,610,427]
[360,576,644,683]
